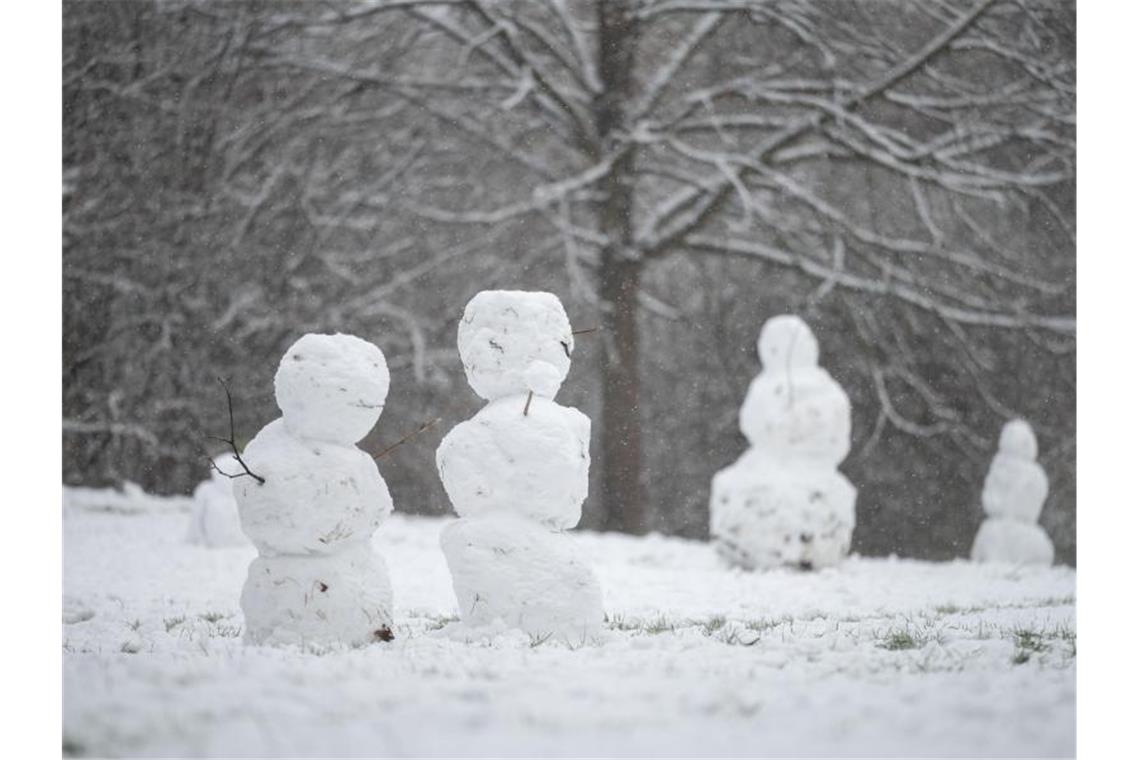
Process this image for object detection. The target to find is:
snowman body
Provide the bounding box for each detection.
[437,291,602,643]
[971,419,1054,565]
[234,333,395,647]
[186,456,247,548]
[710,315,856,570]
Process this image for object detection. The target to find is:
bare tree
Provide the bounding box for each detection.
[251,0,1074,533]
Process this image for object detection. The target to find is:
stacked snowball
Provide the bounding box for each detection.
[234,333,395,647]
[436,291,602,644]
[185,455,247,548]
[970,419,1054,565]
[710,315,856,570]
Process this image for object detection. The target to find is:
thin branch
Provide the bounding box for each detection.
[208,377,265,485]
[373,417,442,460]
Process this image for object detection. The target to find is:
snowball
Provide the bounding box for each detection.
[982,453,1048,522]
[457,290,573,401]
[738,368,851,463]
[998,418,1038,461]
[758,314,819,370]
[185,458,247,548]
[436,396,590,529]
[234,419,392,556]
[524,360,564,399]
[710,450,856,571]
[241,542,394,647]
[970,518,1054,566]
[440,514,604,644]
[275,333,390,446]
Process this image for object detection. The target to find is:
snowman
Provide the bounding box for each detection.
[185,454,248,548]
[436,290,603,644]
[233,333,395,647]
[709,315,856,570]
[970,419,1054,565]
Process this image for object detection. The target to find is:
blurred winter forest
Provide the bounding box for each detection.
[62,0,1075,563]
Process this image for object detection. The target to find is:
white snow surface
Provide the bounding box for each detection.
[63,487,1075,758]
[436,395,590,529]
[456,290,574,401]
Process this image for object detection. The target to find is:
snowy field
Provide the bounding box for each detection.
[63,487,1075,758]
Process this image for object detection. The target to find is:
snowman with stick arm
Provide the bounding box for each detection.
[436,290,603,644]
[234,333,396,647]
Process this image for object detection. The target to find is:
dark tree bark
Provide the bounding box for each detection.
[593,1,645,533]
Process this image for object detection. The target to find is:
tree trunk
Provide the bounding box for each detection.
[599,256,643,533]
[593,1,645,533]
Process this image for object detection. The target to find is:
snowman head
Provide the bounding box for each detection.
[998,418,1038,461]
[758,315,819,371]
[457,290,573,401]
[274,333,390,446]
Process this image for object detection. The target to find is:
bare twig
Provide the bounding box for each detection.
[571,326,599,335]
[208,377,266,485]
[523,390,534,416]
[373,417,441,460]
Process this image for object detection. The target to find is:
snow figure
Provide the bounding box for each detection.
[970,419,1054,565]
[709,315,856,571]
[436,290,603,644]
[233,333,395,647]
[185,455,247,548]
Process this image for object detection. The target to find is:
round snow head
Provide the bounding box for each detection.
[457,290,573,401]
[998,418,1038,460]
[758,315,819,370]
[274,333,390,445]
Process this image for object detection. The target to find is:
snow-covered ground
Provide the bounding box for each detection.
[63,487,1075,758]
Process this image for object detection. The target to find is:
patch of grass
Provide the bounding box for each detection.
[127,619,142,632]
[120,640,141,654]
[701,615,727,636]
[199,611,228,624]
[1011,628,1051,664]
[934,604,961,615]
[163,615,186,633]
[528,632,554,648]
[1014,629,1048,652]
[644,616,675,635]
[879,629,925,651]
[745,616,790,633]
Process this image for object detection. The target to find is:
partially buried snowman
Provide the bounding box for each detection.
[436,290,603,644]
[234,333,396,647]
[185,453,247,548]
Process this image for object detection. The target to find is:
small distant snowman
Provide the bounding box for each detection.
[185,454,248,548]
[710,315,856,571]
[234,333,396,647]
[436,290,603,644]
[970,419,1054,565]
